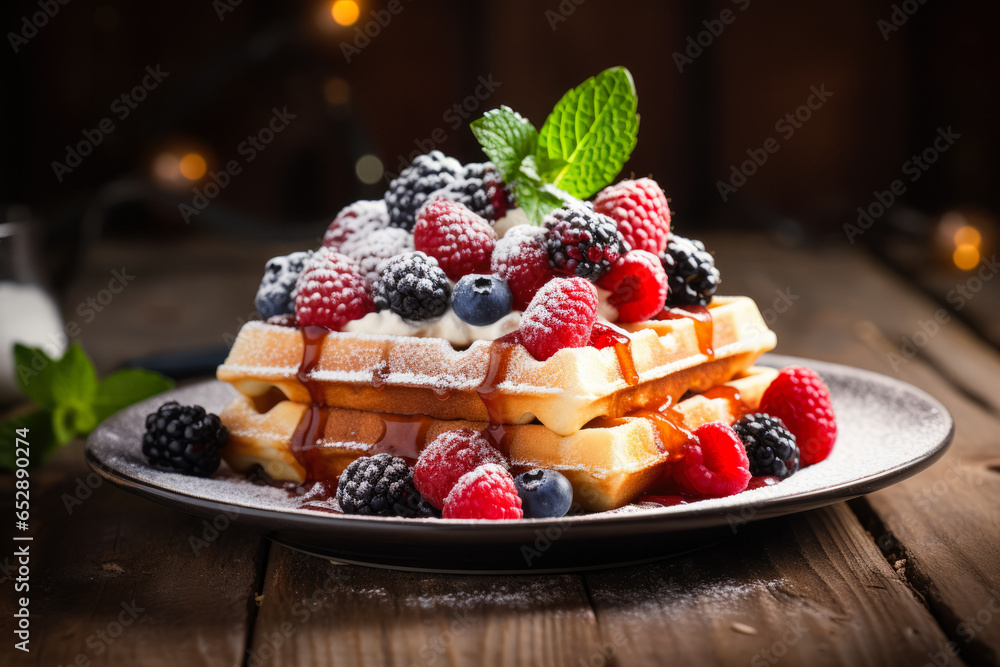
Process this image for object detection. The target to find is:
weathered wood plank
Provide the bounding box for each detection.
[251,544,603,666]
[585,503,962,667]
[0,441,265,667]
[710,234,1000,664]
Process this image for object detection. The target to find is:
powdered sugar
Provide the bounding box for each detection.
[340,226,413,284]
[294,250,374,329]
[323,200,389,251]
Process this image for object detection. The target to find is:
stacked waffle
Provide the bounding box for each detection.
[216,295,777,510]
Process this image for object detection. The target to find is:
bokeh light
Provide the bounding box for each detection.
[323,77,351,106]
[179,153,207,181]
[355,154,383,184]
[331,0,360,26]
[953,243,981,270]
[953,225,982,249]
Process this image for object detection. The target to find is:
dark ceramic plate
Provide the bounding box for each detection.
[86,354,953,572]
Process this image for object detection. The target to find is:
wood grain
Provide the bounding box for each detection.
[711,233,1000,665]
[0,441,266,667]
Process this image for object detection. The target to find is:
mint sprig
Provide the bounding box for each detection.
[471,67,640,223]
[536,67,639,198]
[1,343,174,470]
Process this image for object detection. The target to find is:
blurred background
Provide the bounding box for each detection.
[1,0,998,398]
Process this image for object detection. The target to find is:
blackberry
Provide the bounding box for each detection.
[255,251,312,319]
[429,162,510,223]
[372,251,451,321]
[543,203,628,282]
[384,150,463,230]
[733,413,800,479]
[336,453,436,517]
[660,234,720,306]
[142,401,228,477]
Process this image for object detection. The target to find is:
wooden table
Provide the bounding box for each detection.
[3,234,1000,666]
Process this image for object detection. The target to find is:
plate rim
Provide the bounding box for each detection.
[84,353,955,537]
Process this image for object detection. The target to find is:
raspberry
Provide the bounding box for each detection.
[428,162,510,223]
[372,251,451,321]
[518,277,598,361]
[490,225,556,310]
[733,413,800,479]
[660,234,720,306]
[384,151,463,230]
[335,453,436,517]
[543,203,629,282]
[294,250,374,330]
[674,422,751,497]
[413,429,508,509]
[759,367,837,466]
[323,200,389,251]
[413,199,496,281]
[340,226,413,285]
[593,178,671,255]
[442,463,523,520]
[596,250,669,323]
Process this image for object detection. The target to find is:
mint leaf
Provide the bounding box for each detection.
[0,410,57,470]
[536,66,639,198]
[13,344,57,408]
[513,160,574,224]
[470,106,538,182]
[94,369,175,422]
[50,342,98,408]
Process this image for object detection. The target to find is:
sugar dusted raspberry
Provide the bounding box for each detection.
[340,226,413,285]
[491,225,556,310]
[597,250,669,323]
[518,277,598,361]
[442,463,523,520]
[674,422,751,497]
[594,178,671,255]
[413,429,507,509]
[759,367,837,466]
[323,200,389,251]
[413,199,496,281]
[294,250,374,330]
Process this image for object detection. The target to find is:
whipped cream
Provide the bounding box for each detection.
[344,308,521,347]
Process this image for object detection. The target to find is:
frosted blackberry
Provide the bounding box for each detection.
[340,226,414,285]
[660,234,720,306]
[733,413,800,479]
[336,453,436,517]
[372,251,451,321]
[429,162,510,223]
[384,150,463,230]
[254,251,312,319]
[142,401,228,477]
[543,203,628,282]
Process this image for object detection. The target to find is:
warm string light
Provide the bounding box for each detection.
[331,0,360,26]
[355,154,383,184]
[178,153,207,180]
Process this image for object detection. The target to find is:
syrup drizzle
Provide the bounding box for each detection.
[657,304,714,358]
[289,326,331,481]
[476,331,520,424]
[590,322,639,387]
[371,348,390,391]
[370,414,433,462]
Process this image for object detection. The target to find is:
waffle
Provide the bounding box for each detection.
[220,367,778,511]
[217,296,776,436]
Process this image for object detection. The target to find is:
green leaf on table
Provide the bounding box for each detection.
[94,369,175,422]
[0,409,57,470]
[50,342,99,407]
[470,106,538,182]
[535,66,639,198]
[13,344,57,408]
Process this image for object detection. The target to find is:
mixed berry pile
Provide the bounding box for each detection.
[252,150,721,359]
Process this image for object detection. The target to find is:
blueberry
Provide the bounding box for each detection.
[450,274,513,327]
[255,251,311,319]
[514,469,574,519]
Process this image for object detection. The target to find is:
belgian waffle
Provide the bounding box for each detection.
[217,296,776,436]
[220,367,778,511]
